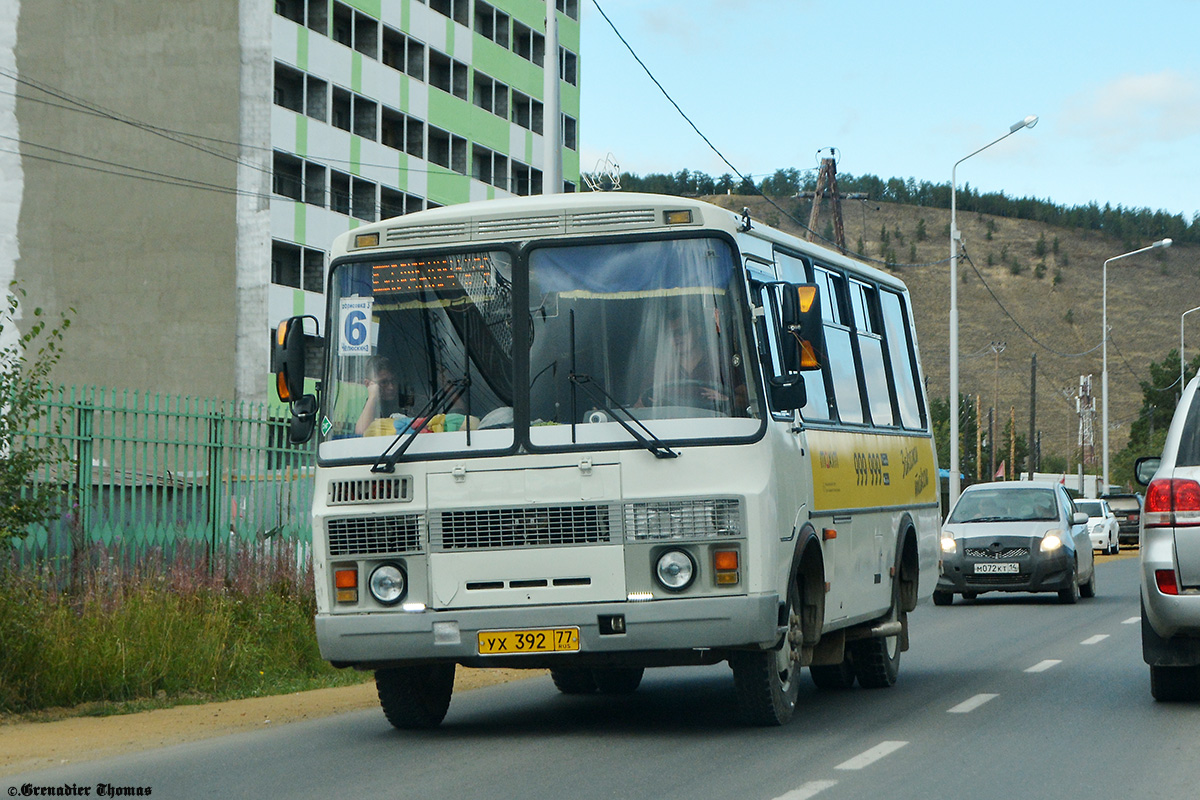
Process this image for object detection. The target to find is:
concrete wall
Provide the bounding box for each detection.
[14,0,243,399]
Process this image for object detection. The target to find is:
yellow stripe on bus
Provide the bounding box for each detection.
[807,429,937,510]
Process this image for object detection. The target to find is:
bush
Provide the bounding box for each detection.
[0,542,358,714]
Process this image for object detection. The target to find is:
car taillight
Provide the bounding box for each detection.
[1144,478,1200,527]
[1156,569,1180,595]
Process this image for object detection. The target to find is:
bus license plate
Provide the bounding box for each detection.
[477,627,580,655]
[974,562,1019,574]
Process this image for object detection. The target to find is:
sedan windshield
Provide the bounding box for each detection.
[1075,501,1104,517]
[948,488,1060,523]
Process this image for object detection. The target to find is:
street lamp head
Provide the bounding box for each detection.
[1010,115,1039,133]
[1154,238,1173,249]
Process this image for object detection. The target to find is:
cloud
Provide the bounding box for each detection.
[1062,70,1200,153]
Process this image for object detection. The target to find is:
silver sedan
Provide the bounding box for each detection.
[935,481,1096,605]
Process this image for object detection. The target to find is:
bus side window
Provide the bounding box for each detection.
[815,267,863,424]
[850,279,893,427]
[879,289,926,429]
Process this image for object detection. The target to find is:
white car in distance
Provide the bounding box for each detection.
[1076,498,1120,555]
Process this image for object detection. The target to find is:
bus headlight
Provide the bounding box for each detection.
[368,563,407,605]
[655,549,696,592]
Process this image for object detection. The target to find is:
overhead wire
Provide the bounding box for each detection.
[589,1,950,270]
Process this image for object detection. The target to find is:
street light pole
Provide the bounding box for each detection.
[1183,305,1200,393]
[949,115,1037,507]
[1102,238,1172,492]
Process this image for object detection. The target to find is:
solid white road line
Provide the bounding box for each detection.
[1026,659,1062,673]
[947,693,998,713]
[835,740,908,770]
[772,780,839,800]
[1081,634,1110,645]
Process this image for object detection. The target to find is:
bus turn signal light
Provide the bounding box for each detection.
[714,550,739,585]
[795,285,817,313]
[335,568,359,603]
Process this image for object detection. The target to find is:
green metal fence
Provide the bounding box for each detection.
[11,386,316,570]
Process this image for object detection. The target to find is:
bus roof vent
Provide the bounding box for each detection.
[475,214,564,238]
[384,221,471,245]
[567,208,657,230]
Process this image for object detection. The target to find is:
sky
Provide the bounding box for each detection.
[577,0,1200,221]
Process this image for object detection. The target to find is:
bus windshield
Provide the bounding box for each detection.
[527,237,760,447]
[319,236,761,461]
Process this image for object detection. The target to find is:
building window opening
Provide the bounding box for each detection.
[272,152,303,201]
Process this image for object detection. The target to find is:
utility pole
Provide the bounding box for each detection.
[1028,353,1037,480]
[990,341,1006,480]
[799,149,866,253]
[1009,406,1016,481]
[975,394,983,482]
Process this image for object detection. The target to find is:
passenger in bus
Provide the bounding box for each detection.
[355,356,401,436]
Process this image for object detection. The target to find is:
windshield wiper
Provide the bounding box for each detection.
[567,310,677,460]
[372,378,469,473]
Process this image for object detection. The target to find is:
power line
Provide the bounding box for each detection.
[589,1,951,270]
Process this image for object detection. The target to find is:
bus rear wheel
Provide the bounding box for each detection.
[550,667,598,694]
[376,663,455,729]
[850,611,903,689]
[730,581,802,726]
[593,667,644,694]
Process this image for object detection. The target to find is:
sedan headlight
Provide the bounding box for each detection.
[1040,533,1064,552]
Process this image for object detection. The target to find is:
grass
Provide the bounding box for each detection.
[0,540,369,717]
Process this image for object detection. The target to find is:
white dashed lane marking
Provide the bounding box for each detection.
[1026,659,1062,673]
[1081,634,1110,645]
[835,740,908,770]
[1123,617,1139,625]
[947,693,998,713]
[772,780,839,800]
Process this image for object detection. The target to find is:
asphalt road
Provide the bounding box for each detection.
[8,553,1197,800]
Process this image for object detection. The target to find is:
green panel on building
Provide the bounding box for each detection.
[427,170,470,206]
[297,26,309,70]
[468,107,511,153]
[344,0,382,18]
[293,203,307,244]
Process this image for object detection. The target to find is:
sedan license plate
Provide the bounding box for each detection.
[974,562,1019,574]
[477,627,580,656]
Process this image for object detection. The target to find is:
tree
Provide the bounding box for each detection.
[930,393,980,486]
[0,283,73,547]
[1110,348,1200,489]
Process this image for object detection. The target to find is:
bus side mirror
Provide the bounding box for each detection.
[274,315,319,444]
[289,394,318,444]
[779,283,825,373]
[274,316,309,403]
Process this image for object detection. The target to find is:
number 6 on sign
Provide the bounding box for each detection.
[339,297,374,356]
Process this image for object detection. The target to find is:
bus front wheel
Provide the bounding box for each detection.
[730,580,802,726]
[376,663,455,729]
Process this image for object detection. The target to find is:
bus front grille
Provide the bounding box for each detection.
[327,513,424,556]
[431,504,616,551]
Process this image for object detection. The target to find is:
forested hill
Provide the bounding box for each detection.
[605,175,1198,483]
[618,169,1199,247]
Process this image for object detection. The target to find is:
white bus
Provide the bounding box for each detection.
[274,192,940,727]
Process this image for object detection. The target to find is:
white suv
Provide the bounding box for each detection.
[1136,374,1200,701]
